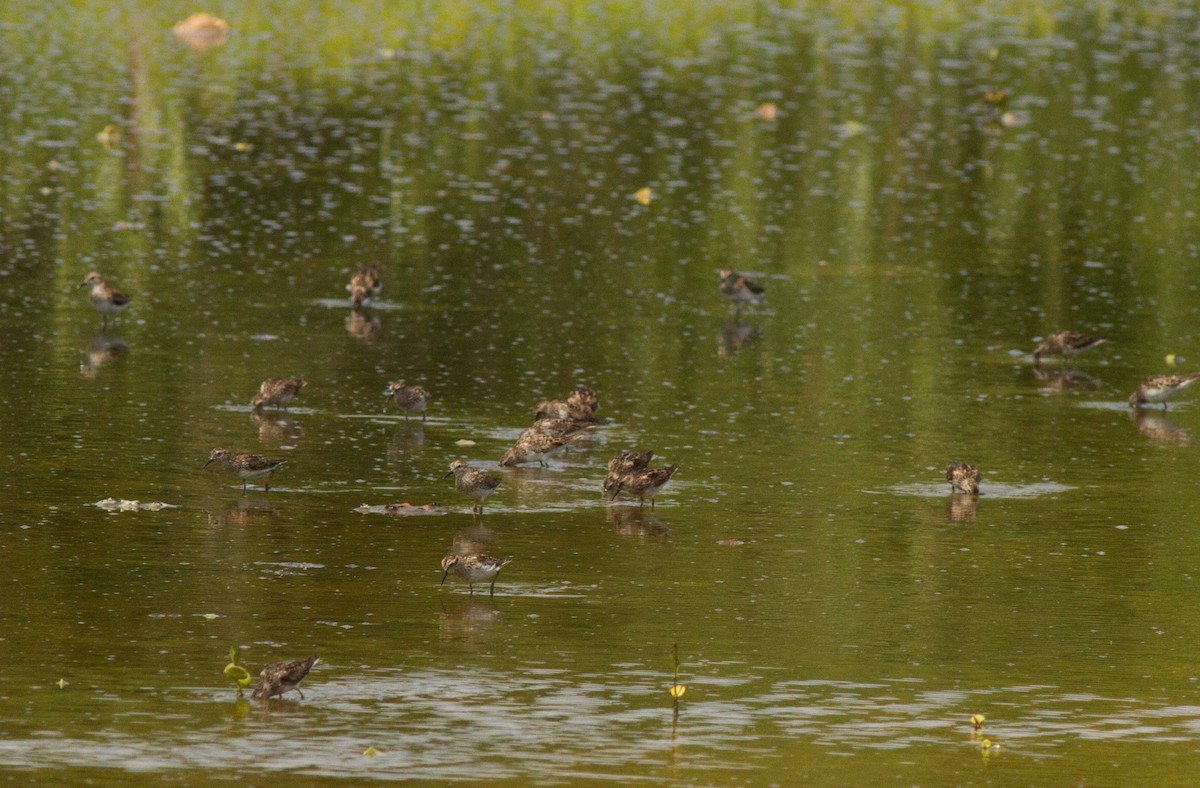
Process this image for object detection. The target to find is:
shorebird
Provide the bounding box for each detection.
[718,268,765,313]
[440,554,512,596]
[945,462,981,496]
[1128,373,1200,410]
[250,654,320,700]
[205,448,287,492]
[346,263,381,307]
[251,377,306,411]
[384,380,430,420]
[444,460,501,514]
[1032,331,1107,363]
[610,463,679,507]
[78,272,131,327]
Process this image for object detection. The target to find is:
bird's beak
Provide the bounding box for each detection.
[440,569,450,586]
[610,484,623,501]
[203,458,214,468]
[442,470,454,479]
[76,281,88,289]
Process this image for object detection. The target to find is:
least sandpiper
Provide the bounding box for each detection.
[205,448,287,492]
[251,376,306,411]
[500,430,588,467]
[250,654,320,700]
[78,272,131,326]
[610,463,678,507]
[945,462,981,496]
[1128,373,1200,410]
[602,450,655,496]
[444,460,501,514]
[440,554,512,596]
[534,386,600,422]
[385,380,430,420]
[346,263,381,307]
[1032,331,1107,363]
[718,268,765,313]
[522,418,593,438]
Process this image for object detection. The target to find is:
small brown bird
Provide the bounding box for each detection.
[1128,373,1200,410]
[444,460,502,514]
[78,272,132,327]
[346,263,381,307]
[533,386,600,422]
[205,448,287,492]
[602,450,655,496]
[522,418,593,439]
[945,462,981,496]
[610,463,679,507]
[384,379,430,420]
[1032,331,1107,363]
[251,377,306,411]
[440,554,512,596]
[250,654,320,700]
[718,268,765,313]
[500,430,589,467]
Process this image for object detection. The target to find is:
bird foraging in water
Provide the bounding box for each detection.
[945,462,981,496]
[444,460,501,514]
[1128,373,1200,410]
[440,554,512,596]
[500,429,589,467]
[78,272,132,327]
[718,268,765,313]
[250,654,320,700]
[346,263,381,307]
[251,376,306,411]
[384,379,430,420]
[534,386,600,422]
[610,462,678,507]
[205,448,287,492]
[602,450,655,497]
[1032,331,1107,363]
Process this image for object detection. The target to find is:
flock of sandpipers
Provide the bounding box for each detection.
[76,266,1198,699]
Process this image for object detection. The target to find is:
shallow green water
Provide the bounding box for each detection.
[5,0,1200,782]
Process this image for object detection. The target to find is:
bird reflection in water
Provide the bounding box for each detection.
[947,494,979,524]
[717,320,761,360]
[207,497,277,527]
[607,504,671,539]
[345,307,380,342]
[1031,365,1102,392]
[80,334,127,378]
[387,422,426,459]
[250,410,303,444]
[1128,408,1191,446]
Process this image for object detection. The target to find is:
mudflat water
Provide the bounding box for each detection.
[5,1,1200,783]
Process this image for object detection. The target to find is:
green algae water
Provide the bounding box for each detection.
[4,1,1200,782]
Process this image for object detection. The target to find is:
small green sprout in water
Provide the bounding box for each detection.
[363,746,382,757]
[669,643,686,720]
[224,646,253,697]
[971,714,985,730]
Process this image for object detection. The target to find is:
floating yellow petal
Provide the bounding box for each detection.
[57,678,67,689]
[970,713,985,729]
[1166,353,1179,366]
[364,746,382,757]
[634,187,652,206]
[669,684,686,699]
